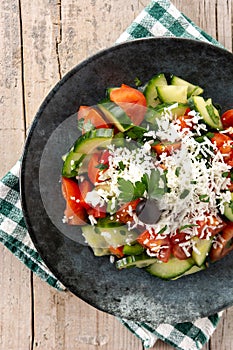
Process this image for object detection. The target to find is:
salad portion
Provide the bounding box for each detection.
[61,73,233,280]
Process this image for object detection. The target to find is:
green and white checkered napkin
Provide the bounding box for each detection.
[0,0,226,349]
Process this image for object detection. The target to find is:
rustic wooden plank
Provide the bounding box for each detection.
[209,307,233,350]
[0,0,25,175]
[32,276,143,349]
[57,0,144,76]
[0,246,32,349]
[21,0,61,127]
[0,1,32,349]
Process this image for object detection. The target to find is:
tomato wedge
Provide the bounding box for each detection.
[87,204,107,218]
[62,177,88,224]
[175,114,193,131]
[137,230,171,263]
[170,231,191,260]
[209,222,233,261]
[210,133,233,164]
[116,199,141,224]
[109,84,147,125]
[109,245,124,258]
[87,150,110,185]
[77,106,109,133]
[196,216,226,239]
[221,109,233,128]
[152,141,181,156]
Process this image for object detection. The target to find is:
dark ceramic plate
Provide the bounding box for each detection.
[20,38,233,327]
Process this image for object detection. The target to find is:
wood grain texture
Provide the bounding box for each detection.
[0,1,233,350]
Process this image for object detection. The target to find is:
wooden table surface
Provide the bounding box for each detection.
[1,0,233,349]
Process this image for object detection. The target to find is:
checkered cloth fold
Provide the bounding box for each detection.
[0,0,227,349]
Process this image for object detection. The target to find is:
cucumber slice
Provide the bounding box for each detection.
[82,225,108,248]
[192,237,212,266]
[171,103,189,117]
[98,102,133,132]
[116,253,157,269]
[73,128,113,153]
[82,222,139,249]
[157,86,188,104]
[62,128,113,177]
[191,96,223,130]
[146,256,194,280]
[92,247,110,256]
[172,264,206,280]
[101,226,139,248]
[123,243,144,256]
[62,149,85,177]
[171,75,204,97]
[224,192,233,221]
[144,73,168,108]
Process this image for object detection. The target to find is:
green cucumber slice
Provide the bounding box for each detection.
[146,256,194,280]
[82,225,108,249]
[122,243,144,256]
[98,102,133,132]
[82,223,139,249]
[191,96,223,130]
[116,253,157,269]
[157,85,188,104]
[73,128,113,153]
[192,237,212,266]
[144,73,168,107]
[62,128,113,177]
[62,149,85,177]
[172,264,206,280]
[92,248,111,256]
[170,75,204,97]
[224,192,233,221]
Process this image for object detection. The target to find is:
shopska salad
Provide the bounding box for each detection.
[61,73,233,280]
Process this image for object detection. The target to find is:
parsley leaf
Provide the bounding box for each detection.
[118,179,135,203]
[147,169,167,199]
[134,181,146,198]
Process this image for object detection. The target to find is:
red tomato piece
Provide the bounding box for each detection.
[184,108,191,115]
[170,231,191,260]
[87,204,107,219]
[78,179,93,209]
[61,177,87,224]
[64,204,86,225]
[87,151,110,184]
[152,141,181,156]
[175,114,193,131]
[137,230,171,263]
[210,132,233,164]
[109,245,124,258]
[221,109,233,129]
[196,216,226,239]
[109,84,147,125]
[210,133,233,151]
[116,199,141,224]
[77,106,109,133]
[209,222,233,261]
